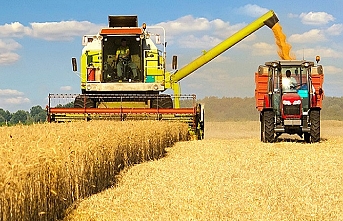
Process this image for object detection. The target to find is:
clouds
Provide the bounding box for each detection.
[157,15,211,35]
[60,86,72,91]
[0,20,103,64]
[294,46,343,59]
[299,12,335,25]
[0,20,102,41]
[155,14,254,51]
[0,39,22,64]
[327,24,343,36]
[0,89,30,108]
[324,65,343,75]
[287,11,342,60]
[0,22,32,37]
[236,4,269,17]
[251,42,276,56]
[29,21,102,41]
[288,11,342,42]
[289,29,326,43]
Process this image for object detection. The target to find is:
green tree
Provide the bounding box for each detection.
[10,110,29,124]
[56,102,74,108]
[30,105,46,122]
[0,108,12,124]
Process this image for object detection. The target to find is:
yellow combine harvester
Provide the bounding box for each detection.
[47,10,279,140]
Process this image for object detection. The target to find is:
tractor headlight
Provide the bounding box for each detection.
[293,100,302,105]
[282,100,292,105]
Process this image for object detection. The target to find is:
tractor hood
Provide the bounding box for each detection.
[282,93,301,104]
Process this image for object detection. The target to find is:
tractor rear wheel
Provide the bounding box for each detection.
[262,110,275,143]
[310,109,320,142]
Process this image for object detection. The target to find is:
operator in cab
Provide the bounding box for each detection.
[115,38,138,81]
[282,69,297,92]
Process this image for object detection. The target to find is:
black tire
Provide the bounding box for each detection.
[74,95,95,108]
[195,104,204,140]
[304,132,310,143]
[151,95,173,108]
[310,109,320,142]
[263,110,275,143]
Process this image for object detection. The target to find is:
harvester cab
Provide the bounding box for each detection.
[79,15,167,95]
[255,58,324,143]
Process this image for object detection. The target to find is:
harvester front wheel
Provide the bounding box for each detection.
[151,95,173,108]
[74,95,95,108]
[262,110,275,143]
[310,109,320,142]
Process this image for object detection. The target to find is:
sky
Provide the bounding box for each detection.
[1,0,342,112]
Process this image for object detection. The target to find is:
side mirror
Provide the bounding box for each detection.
[71,57,77,72]
[277,62,281,72]
[172,55,177,70]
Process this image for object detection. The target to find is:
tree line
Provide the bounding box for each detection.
[0,105,47,126]
[1,96,342,126]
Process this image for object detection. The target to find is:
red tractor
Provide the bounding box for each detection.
[255,57,324,143]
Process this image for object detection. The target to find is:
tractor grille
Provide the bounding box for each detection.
[283,104,301,115]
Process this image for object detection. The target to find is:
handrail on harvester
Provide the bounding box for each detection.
[171,10,279,83]
[48,107,195,114]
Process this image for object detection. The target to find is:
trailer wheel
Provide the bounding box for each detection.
[310,109,320,142]
[263,110,275,143]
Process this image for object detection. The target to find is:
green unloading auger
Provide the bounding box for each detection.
[170,10,279,103]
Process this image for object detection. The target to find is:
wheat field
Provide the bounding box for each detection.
[64,120,343,221]
[0,121,188,221]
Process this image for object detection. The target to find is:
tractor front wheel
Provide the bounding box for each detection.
[304,132,310,143]
[260,112,264,142]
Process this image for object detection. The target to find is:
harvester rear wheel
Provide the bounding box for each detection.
[310,109,320,142]
[262,110,275,143]
[74,95,95,108]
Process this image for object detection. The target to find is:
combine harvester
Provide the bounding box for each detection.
[255,57,324,143]
[47,10,279,139]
